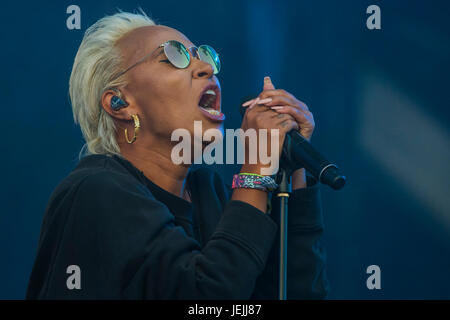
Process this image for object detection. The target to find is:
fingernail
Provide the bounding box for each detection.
[271,106,284,110]
[264,76,271,82]
[258,98,272,104]
[248,97,260,109]
[242,99,254,107]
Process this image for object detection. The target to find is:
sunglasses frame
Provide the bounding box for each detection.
[111,40,220,81]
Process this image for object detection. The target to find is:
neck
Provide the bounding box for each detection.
[120,142,191,201]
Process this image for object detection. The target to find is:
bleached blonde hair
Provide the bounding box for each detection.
[69,10,156,157]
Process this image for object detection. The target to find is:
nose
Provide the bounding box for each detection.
[192,58,214,79]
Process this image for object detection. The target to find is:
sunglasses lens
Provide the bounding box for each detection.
[198,45,221,74]
[165,41,190,69]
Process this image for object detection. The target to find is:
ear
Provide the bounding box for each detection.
[101,89,135,121]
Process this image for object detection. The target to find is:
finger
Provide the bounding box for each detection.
[271,105,312,117]
[263,76,276,91]
[248,97,260,109]
[272,112,295,121]
[249,98,274,110]
[259,89,294,101]
[243,96,273,107]
[272,106,315,128]
[257,98,273,105]
[266,97,310,114]
[242,99,255,107]
[259,90,310,113]
[258,90,308,112]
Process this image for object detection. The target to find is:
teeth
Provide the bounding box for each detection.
[200,106,221,116]
[205,89,216,95]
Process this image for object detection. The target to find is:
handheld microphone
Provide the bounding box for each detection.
[240,97,346,190]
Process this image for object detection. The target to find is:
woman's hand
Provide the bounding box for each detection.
[246,77,315,142]
[243,77,316,189]
[232,77,302,212]
[239,84,299,176]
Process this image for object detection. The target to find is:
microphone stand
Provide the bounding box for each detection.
[239,100,345,299]
[275,133,299,300]
[276,168,291,300]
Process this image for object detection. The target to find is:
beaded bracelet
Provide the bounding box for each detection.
[231,172,278,192]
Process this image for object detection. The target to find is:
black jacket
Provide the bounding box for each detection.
[26,154,329,299]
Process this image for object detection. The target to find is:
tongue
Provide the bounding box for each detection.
[199,93,214,108]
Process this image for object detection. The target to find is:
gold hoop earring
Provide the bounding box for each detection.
[124,114,140,144]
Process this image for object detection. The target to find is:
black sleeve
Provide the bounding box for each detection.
[251,175,329,299]
[44,171,278,299]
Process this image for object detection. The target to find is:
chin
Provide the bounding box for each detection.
[203,118,224,130]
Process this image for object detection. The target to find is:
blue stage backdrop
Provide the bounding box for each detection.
[1,0,449,299]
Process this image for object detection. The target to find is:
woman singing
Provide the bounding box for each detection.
[27,11,328,299]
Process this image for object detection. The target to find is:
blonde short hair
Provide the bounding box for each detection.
[69,10,156,157]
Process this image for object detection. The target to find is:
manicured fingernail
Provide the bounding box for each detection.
[248,97,260,109]
[258,98,272,104]
[271,106,285,110]
[242,99,254,107]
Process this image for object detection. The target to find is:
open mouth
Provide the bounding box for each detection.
[198,85,224,121]
[199,90,220,115]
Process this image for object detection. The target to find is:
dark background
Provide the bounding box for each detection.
[1,0,449,299]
